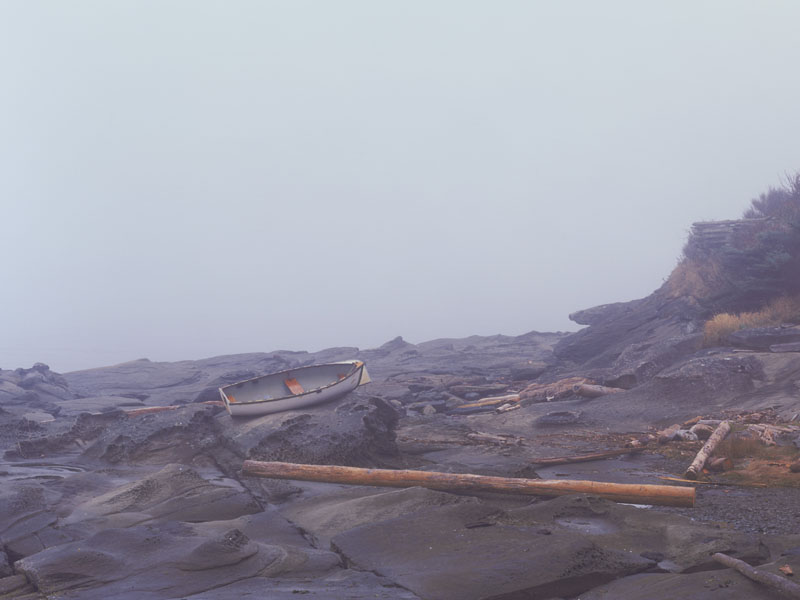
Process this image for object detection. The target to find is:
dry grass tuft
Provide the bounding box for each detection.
[703,294,800,346]
[715,435,791,460]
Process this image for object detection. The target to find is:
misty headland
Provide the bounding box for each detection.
[2,175,800,598]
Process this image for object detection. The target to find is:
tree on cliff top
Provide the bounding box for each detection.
[667,172,800,314]
[744,173,800,222]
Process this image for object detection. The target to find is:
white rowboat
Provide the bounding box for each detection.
[218,360,371,417]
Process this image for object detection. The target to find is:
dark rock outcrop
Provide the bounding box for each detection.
[727,325,800,350]
[228,395,400,468]
[556,294,702,372]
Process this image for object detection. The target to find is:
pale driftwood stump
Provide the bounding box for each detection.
[684,421,731,480]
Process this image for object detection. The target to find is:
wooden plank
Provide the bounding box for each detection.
[242,460,695,508]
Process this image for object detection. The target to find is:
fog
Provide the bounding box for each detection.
[3,1,800,372]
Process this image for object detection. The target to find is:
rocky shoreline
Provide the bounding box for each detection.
[3,291,800,599]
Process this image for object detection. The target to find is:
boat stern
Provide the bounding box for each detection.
[356,361,371,386]
[218,387,234,415]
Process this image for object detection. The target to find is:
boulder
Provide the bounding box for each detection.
[649,354,765,401]
[537,410,583,426]
[509,360,549,381]
[228,396,399,469]
[606,334,704,388]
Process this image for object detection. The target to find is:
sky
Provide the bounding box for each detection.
[2,1,800,373]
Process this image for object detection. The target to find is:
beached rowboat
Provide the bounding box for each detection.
[218,360,371,417]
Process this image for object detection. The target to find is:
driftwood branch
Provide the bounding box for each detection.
[659,476,767,488]
[658,424,681,444]
[530,447,643,466]
[572,384,625,398]
[241,460,695,507]
[684,421,731,480]
[458,394,520,410]
[713,553,800,599]
[465,432,523,446]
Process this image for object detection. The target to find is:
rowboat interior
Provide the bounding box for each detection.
[223,363,359,404]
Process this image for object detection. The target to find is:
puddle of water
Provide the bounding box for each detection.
[554,517,619,535]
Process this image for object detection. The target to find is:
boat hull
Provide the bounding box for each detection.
[219,360,369,417]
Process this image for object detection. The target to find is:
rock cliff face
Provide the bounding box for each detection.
[552,283,800,422]
[556,292,702,377]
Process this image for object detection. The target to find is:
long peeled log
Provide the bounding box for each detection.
[713,553,800,599]
[684,420,731,480]
[242,460,695,508]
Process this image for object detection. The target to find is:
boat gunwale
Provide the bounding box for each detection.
[219,361,363,406]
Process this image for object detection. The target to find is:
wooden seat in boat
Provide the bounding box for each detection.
[284,378,305,395]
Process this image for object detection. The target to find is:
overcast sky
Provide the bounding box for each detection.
[2,1,800,373]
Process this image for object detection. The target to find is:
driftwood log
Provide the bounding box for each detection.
[572,384,625,398]
[530,447,643,466]
[748,424,800,447]
[241,460,695,507]
[519,377,589,403]
[123,401,224,417]
[457,394,521,410]
[465,432,522,446]
[690,423,715,440]
[713,553,800,599]
[449,383,509,397]
[658,424,681,444]
[684,421,731,480]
